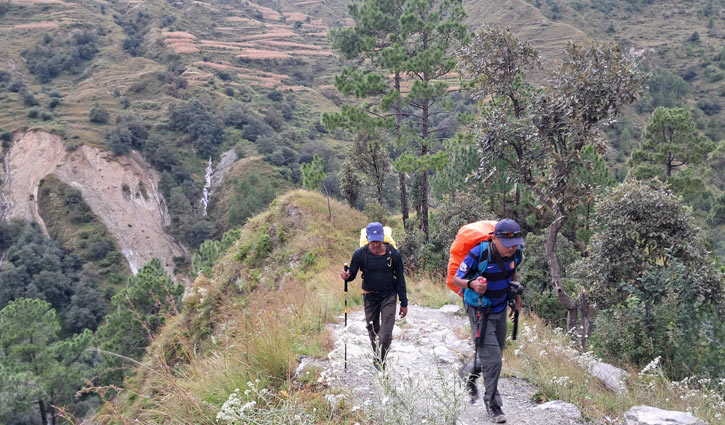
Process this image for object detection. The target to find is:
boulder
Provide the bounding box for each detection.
[534,400,582,420]
[439,304,461,314]
[624,406,706,425]
[578,357,628,394]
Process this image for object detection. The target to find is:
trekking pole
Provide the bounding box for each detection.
[343,263,349,371]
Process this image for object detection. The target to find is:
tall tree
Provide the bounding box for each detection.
[96,259,183,382]
[459,27,645,345]
[629,106,715,179]
[0,298,95,425]
[327,0,469,238]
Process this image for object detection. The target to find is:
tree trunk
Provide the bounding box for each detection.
[38,399,48,425]
[394,72,409,229]
[421,85,430,241]
[579,294,591,348]
[545,214,578,332]
[399,171,409,229]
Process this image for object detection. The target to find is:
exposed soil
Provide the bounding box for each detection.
[1,132,187,277]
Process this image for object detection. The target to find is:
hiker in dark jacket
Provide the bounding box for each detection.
[340,222,408,369]
[452,219,525,424]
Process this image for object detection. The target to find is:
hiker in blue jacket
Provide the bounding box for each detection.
[340,222,408,369]
[452,219,525,424]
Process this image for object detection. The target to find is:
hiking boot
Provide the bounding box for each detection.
[488,405,506,423]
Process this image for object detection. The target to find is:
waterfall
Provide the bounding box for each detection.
[1,150,11,222]
[200,157,213,216]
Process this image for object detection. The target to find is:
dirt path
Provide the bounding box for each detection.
[1,132,187,277]
[321,304,589,425]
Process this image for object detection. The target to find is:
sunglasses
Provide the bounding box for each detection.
[495,231,523,238]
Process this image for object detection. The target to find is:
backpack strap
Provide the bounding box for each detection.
[476,241,491,276]
[361,243,397,285]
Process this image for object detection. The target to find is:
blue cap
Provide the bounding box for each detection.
[494,219,525,248]
[366,222,385,242]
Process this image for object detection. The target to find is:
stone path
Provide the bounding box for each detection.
[319,304,590,425]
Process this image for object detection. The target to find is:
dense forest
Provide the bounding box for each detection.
[0,0,723,423]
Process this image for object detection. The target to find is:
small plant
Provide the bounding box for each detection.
[27,108,40,118]
[216,381,317,425]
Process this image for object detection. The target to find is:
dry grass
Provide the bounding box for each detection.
[248,2,281,21]
[92,191,367,424]
[162,31,196,39]
[237,49,292,60]
[243,30,297,40]
[13,21,60,29]
[283,12,309,22]
[503,315,724,424]
[257,40,323,50]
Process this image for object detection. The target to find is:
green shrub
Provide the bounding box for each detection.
[27,108,39,118]
[89,104,109,124]
[591,259,724,381]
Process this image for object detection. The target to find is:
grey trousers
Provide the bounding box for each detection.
[363,293,398,364]
[460,303,508,408]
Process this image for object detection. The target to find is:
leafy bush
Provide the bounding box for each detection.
[696,98,721,116]
[169,99,223,157]
[591,259,724,381]
[89,104,109,124]
[517,230,580,327]
[581,180,724,380]
[107,115,148,155]
[22,29,99,83]
[223,102,253,129]
[227,174,276,226]
[21,90,38,107]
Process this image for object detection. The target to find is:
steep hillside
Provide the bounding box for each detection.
[517,0,725,140]
[1,131,187,277]
[100,189,368,423]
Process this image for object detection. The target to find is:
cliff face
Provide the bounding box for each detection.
[1,131,187,277]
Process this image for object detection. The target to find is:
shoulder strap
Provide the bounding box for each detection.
[476,241,491,275]
[361,245,369,275]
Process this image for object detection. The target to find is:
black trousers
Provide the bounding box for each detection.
[363,293,398,364]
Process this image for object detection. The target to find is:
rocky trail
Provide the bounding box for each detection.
[316,304,588,425]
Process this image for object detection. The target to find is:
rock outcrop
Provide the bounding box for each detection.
[1,131,187,277]
[624,405,707,425]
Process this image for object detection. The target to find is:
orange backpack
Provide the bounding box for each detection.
[446,220,498,296]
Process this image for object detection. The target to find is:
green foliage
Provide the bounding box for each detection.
[629,107,715,204]
[167,187,218,248]
[89,104,110,124]
[108,115,149,155]
[591,259,724,381]
[582,179,721,310]
[169,99,223,158]
[227,174,276,227]
[517,230,581,326]
[328,0,470,237]
[300,154,326,191]
[399,192,491,275]
[430,133,480,201]
[0,223,106,334]
[191,229,241,278]
[640,68,689,111]
[337,158,363,207]
[97,259,183,381]
[0,298,95,425]
[22,29,99,83]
